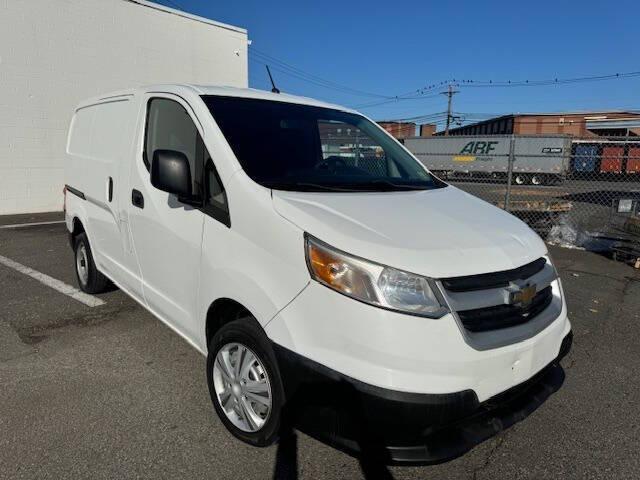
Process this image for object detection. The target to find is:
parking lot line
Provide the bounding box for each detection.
[0,254,105,307]
[0,220,65,229]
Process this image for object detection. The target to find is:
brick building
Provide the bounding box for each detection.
[377,121,436,139]
[442,111,640,137]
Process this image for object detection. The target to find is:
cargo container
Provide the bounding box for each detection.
[403,135,571,185]
[571,140,640,177]
[572,144,599,173]
[627,146,640,174]
[600,146,624,174]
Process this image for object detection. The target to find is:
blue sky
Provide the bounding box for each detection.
[154,0,639,128]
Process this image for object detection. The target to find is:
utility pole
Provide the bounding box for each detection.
[442,84,459,136]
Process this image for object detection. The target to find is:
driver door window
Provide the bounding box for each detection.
[144,97,229,226]
[144,98,202,195]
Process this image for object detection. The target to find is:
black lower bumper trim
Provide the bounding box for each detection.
[273,330,572,465]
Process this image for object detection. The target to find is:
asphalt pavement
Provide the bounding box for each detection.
[1,213,639,479]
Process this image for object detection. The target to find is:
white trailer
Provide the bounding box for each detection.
[0,0,248,215]
[404,135,572,186]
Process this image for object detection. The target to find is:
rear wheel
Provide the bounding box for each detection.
[73,232,110,294]
[207,318,284,446]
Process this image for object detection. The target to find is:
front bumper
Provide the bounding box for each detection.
[274,331,572,465]
[265,280,570,402]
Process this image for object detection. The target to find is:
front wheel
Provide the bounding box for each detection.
[207,318,284,446]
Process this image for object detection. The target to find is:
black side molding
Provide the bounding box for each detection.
[65,184,85,200]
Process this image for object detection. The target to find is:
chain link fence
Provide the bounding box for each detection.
[404,135,640,262]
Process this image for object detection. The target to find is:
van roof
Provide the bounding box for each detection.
[79,84,355,114]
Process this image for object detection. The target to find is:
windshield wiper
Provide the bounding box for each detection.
[358,180,431,191]
[263,180,432,192]
[262,181,360,192]
[295,182,364,192]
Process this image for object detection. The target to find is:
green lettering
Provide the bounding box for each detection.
[460,142,475,154]
[474,141,487,154]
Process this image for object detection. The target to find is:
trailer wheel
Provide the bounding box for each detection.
[531,174,544,186]
[514,174,527,185]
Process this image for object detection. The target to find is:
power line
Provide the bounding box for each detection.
[443,85,459,136]
[457,71,640,88]
[352,92,443,110]
[250,47,640,121]
[357,70,640,110]
[249,49,394,99]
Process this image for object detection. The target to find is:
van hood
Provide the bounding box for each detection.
[272,186,547,279]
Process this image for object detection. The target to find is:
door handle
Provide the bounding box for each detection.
[131,189,144,209]
[108,177,114,202]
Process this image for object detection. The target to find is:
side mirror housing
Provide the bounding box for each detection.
[150,150,201,206]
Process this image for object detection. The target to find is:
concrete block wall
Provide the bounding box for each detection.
[0,0,248,215]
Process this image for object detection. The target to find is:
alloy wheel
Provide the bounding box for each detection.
[212,342,272,432]
[76,244,89,286]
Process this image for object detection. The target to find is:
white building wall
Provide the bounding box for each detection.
[0,0,248,215]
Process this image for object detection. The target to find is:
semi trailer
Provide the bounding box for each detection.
[404,135,572,185]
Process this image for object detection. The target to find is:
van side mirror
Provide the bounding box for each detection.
[150,149,201,206]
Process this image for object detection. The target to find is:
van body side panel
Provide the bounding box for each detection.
[197,174,310,352]
[66,98,142,294]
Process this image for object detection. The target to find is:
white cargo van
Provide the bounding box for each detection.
[64,85,572,463]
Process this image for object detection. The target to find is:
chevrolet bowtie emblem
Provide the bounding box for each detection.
[509,284,537,307]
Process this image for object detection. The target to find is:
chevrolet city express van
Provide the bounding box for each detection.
[64,84,572,463]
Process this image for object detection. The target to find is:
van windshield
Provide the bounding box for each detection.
[202,96,446,192]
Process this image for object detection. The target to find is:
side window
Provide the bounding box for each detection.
[144,97,229,226]
[144,98,202,194]
[203,144,228,213]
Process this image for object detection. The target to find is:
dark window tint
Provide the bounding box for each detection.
[202,96,445,192]
[144,97,229,223]
[204,154,228,212]
[144,98,202,194]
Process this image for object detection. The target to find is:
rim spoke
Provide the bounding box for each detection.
[234,345,245,379]
[240,398,259,431]
[216,352,234,382]
[245,390,271,407]
[219,389,233,409]
[235,400,250,430]
[240,350,256,379]
[245,379,268,394]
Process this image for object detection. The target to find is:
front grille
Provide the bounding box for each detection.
[442,258,547,293]
[458,286,553,332]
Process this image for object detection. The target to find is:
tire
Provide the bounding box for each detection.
[514,174,527,185]
[531,174,543,186]
[207,318,284,447]
[73,232,110,294]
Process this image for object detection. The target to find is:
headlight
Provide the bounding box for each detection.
[305,234,447,318]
